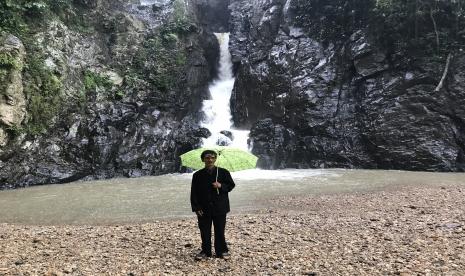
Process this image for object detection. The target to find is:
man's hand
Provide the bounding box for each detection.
[212,181,221,189]
[196,210,204,217]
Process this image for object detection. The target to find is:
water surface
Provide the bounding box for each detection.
[0,169,463,225]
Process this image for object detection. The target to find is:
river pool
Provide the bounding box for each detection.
[0,169,463,225]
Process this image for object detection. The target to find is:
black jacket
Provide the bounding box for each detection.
[190,167,235,216]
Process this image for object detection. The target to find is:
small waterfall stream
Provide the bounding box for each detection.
[200,33,250,150]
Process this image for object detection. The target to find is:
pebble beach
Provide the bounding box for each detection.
[1,183,464,275]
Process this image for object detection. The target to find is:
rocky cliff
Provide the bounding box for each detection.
[228,0,465,171]
[0,0,464,189]
[0,34,26,148]
[0,0,218,188]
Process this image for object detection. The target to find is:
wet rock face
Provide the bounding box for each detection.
[191,0,230,32]
[0,34,26,148]
[0,102,208,189]
[229,0,465,171]
[74,0,101,9]
[0,0,212,188]
[249,118,296,169]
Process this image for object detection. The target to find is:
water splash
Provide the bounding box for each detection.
[201,33,250,150]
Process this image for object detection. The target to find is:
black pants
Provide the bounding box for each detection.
[197,213,228,256]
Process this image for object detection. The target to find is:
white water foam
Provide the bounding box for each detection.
[200,33,250,151]
[176,168,339,181]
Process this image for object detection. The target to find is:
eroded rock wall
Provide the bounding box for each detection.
[0,35,26,148]
[0,0,213,188]
[229,0,465,171]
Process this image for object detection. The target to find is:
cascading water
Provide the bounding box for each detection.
[201,33,250,150]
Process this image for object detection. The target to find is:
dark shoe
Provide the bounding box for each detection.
[217,252,230,259]
[195,251,211,261]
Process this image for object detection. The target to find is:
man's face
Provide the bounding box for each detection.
[202,154,217,167]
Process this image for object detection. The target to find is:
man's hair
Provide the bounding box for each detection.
[201,150,217,160]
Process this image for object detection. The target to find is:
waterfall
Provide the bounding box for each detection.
[201,33,250,150]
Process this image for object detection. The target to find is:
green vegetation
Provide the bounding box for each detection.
[292,0,464,55]
[134,35,187,91]
[83,70,113,91]
[173,0,186,21]
[75,70,117,107]
[0,1,30,36]
[0,0,74,36]
[170,0,195,34]
[77,69,126,106]
[371,0,464,55]
[115,89,125,100]
[132,0,195,92]
[0,0,196,136]
[0,0,93,38]
[23,53,63,135]
[6,124,25,136]
[0,51,23,94]
[0,51,22,70]
[0,0,93,135]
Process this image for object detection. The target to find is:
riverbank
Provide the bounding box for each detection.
[1,183,464,275]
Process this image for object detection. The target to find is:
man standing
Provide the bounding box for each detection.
[190,149,235,260]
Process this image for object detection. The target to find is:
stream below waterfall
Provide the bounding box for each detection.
[0,169,464,225]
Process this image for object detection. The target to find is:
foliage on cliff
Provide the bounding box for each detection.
[0,0,74,36]
[132,0,196,93]
[372,0,464,55]
[291,0,465,55]
[0,0,201,138]
[0,1,79,135]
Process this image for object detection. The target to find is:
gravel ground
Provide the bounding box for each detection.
[1,183,464,275]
